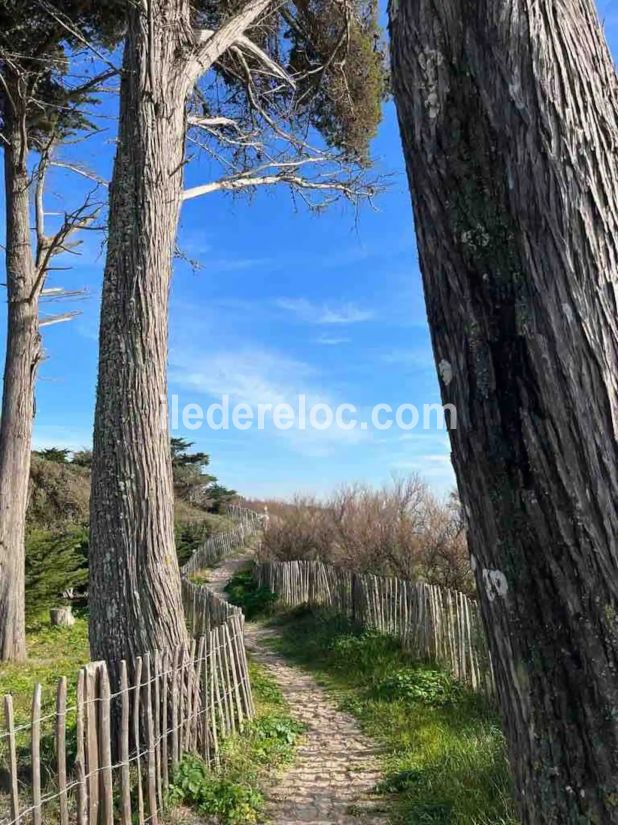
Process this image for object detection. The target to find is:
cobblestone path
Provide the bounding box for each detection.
[209,552,390,825]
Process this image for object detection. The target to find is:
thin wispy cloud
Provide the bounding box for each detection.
[276,298,374,325]
[169,344,369,457]
[316,335,351,346]
[170,347,312,408]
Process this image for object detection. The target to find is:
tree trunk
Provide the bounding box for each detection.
[390,1,618,822]
[0,112,41,662]
[89,2,192,673]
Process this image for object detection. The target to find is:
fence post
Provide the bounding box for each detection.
[4,695,19,824]
[99,663,114,825]
[31,683,42,825]
[119,661,132,825]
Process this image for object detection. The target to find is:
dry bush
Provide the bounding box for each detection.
[254,477,474,595]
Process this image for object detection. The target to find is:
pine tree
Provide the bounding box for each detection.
[390,0,618,819]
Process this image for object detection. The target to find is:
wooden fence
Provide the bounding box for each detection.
[254,560,495,697]
[0,507,261,825]
[180,511,262,579]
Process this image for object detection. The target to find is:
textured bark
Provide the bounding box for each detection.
[390,1,618,822]
[0,111,41,662]
[89,1,193,672]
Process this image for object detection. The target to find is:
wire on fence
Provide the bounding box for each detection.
[0,506,262,825]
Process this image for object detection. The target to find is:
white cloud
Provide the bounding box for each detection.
[169,344,368,458]
[276,297,374,325]
[316,335,351,346]
[170,347,313,408]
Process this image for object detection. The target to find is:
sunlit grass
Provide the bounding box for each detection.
[0,615,90,724]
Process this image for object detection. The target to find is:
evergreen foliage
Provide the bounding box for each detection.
[25,527,89,620]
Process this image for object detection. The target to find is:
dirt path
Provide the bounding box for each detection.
[209,553,389,825]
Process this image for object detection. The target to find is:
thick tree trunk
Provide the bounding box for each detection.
[390,1,618,822]
[89,2,192,673]
[0,114,41,662]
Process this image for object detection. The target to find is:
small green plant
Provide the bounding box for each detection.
[187,569,211,586]
[248,714,304,762]
[375,667,462,708]
[408,801,453,824]
[168,755,263,824]
[377,768,423,794]
[248,666,285,706]
[225,569,278,619]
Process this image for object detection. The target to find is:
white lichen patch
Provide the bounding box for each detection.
[438,359,453,386]
[419,49,444,119]
[483,568,509,602]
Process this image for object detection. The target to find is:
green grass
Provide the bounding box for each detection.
[264,607,518,825]
[167,659,303,824]
[0,617,91,822]
[0,614,90,725]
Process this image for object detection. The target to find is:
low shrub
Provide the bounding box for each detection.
[256,478,474,594]
[168,757,263,824]
[248,714,304,762]
[375,667,462,708]
[174,521,211,567]
[225,569,278,620]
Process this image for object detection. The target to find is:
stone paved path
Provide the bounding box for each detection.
[209,551,390,825]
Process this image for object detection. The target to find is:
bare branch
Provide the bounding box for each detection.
[182,159,379,204]
[30,189,103,301]
[40,311,81,328]
[50,160,108,187]
[235,35,296,88]
[188,0,279,83]
[41,287,89,302]
[187,115,242,131]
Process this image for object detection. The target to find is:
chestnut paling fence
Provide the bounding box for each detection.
[0,507,263,825]
[254,560,495,697]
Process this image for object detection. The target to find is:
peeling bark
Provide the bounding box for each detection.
[0,111,41,662]
[390,0,618,821]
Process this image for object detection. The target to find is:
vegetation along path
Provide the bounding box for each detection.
[207,551,389,824]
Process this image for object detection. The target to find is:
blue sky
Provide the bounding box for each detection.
[2,5,618,500]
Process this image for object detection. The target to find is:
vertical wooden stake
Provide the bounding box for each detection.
[31,683,42,825]
[119,661,132,825]
[143,654,158,825]
[154,650,163,809]
[133,657,144,825]
[4,695,19,824]
[161,650,169,790]
[98,664,113,825]
[75,670,87,825]
[56,678,69,825]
